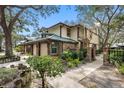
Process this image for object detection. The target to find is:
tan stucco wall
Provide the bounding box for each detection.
[86,29,99,49]
[48,26,60,36]
[90,34,99,44]
[70,27,78,41]
[79,27,85,40]
[48,25,69,38]
[70,26,85,41]
[40,43,48,56]
[61,26,67,37]
[47,24,99,50]
[33,44,37,56]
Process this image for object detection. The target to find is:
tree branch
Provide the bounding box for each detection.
[0,6,9,33]
[11,5,43,11]
[108,5,120,24]
[8,6,28,32]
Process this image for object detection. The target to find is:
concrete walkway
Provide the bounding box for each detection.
[47,55,103,88]
[79,65,124,88]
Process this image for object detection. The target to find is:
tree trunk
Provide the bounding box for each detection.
[0,46,2,52]
[4,31,13,57]
[0,39,2,52]
[103,26,110,65]
[40,73,45,88]
[0,6,13,57]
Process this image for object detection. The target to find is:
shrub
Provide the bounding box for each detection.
[66,57,75,68]
[78,50,83,61]
[60,51,70,60]
[15,46,23,52]
[60,50,78,60]
[73,58,80,67]
[78,48,87,61]
[109,50,123,65]
[60,49,87,68]
[26,56,64,87]
[0,68,17,85]
[118,64,124,75]
[71,51,79,59]
[0,68,17,79]
[66,57,80,68]
[68,62,75,68]
[96,49,102,54]
[60,49,87,61]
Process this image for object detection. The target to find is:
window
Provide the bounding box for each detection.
[51,43,58,54]
[67,28,71,37]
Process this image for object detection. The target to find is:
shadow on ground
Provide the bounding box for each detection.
[79,65,124,88]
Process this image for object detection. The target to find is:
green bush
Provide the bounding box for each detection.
[78,48,87,61]
[0,68,17,85]
[71,51,79,59]
[66,57,80,68]
[78,50,84,61]
[96,49,102,54]
[60,49,87,68]
[66,57,75,68]
[15,46,23,52]
[118,64,124,74]
[60,49,87,61]
[26,56,64,87]
[60,50,78,60]
[109,50,124,65]
[73,58,80,67]
[60,51,71,60]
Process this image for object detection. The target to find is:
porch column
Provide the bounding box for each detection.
[24,45,27,54]
[92,44,96,60]
[86,46,92,62]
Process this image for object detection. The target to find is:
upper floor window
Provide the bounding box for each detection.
[67,28,71,37]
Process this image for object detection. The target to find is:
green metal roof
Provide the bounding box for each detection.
[19,34,77,45]
[48,34,77,43]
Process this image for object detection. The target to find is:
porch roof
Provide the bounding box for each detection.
[48,34,77,43]
[19,34,78,45]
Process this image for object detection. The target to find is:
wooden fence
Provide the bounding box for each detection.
[109,47,124,63]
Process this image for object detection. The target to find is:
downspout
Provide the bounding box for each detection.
[60,25,62,37]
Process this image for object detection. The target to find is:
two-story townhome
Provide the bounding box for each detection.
[19,22,99,61]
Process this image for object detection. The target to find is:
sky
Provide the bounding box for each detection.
[22,5,79,36]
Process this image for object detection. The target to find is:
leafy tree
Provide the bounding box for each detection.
[31,30,41,37]
[26,56,64,88]
[0,27,4,51]
[0,5,60,57]
[12,31,25,47]
[31,27,48,37]
[0,35,3,51]
[76,5,124,49]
